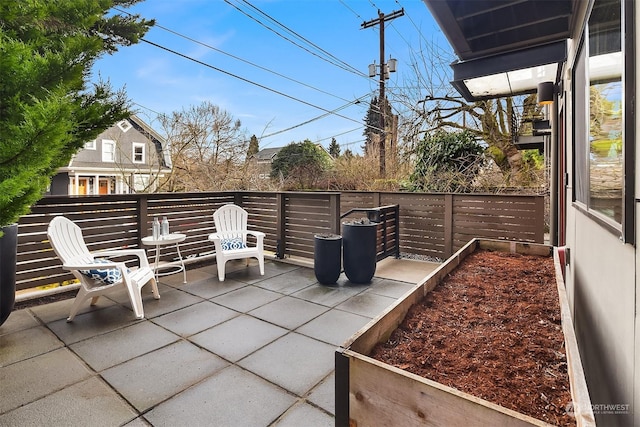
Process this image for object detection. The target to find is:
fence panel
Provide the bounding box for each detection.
[16,195,141,290]
[381,193,448,259]
[145,192,236,263]
[451,194,544,253]
[242,192,279,254]
[284,193,338,259]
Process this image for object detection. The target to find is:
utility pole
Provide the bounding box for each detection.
[362,8,404,178]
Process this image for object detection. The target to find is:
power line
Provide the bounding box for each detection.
[140,38,367,127]
[224,0,367,78]
[114,7,354,104]
[260,93,373,140]
[237,0,365,77]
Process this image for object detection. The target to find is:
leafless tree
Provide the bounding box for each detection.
[387,34,545,187]
[158,101,250,191]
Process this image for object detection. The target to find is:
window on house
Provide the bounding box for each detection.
[132,175,149,192]
[102,140,116,162]
[588,0,623,223]
[133,142,145,164]
[573,0,628,231]
[85,140,96,150]
[117,120,132,132]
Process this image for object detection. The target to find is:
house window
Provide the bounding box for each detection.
[117,120,132,132]
[588,0,623,223]
[102,140,116,162]
[85,140,96,150]
[133,142,145,164]
[132,175,149,192]
[573,0,630,236]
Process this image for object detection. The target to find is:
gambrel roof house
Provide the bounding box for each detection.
[49,115,172,195]
[424,0,636,425]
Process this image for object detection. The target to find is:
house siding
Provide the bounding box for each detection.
[562,1,637,425]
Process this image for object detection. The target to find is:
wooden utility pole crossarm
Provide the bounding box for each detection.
[362,9,404,178]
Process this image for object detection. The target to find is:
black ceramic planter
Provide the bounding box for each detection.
[0,224,18,326]
[314,234,342,285]
[342,221,377,284]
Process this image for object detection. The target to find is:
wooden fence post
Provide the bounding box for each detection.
[372,192,381,207]
[444,194,453,258]
[234,192,244,207]
[137,194,148,246]
[535,195,545,243]
[394,204,400,258]
[330,193,340,235]
[276,193,286,258]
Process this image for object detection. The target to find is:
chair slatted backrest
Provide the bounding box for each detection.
[214,204,248,242]
[48,216,93,264]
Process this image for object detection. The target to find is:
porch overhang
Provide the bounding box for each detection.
[450,41,566,102]
[423,0,576,101]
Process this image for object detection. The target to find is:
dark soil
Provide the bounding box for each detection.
[370,249,575,426]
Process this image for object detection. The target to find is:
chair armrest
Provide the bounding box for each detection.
[91,249,151,269]
[63,260,121,271]
[246,230,266,238]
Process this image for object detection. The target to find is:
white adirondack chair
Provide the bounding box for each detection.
[47,216,159,322]
[208,204,265,281]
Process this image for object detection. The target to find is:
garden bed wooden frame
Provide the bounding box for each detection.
[335,238,595,427]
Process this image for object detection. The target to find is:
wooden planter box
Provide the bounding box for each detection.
[335,238,595,427]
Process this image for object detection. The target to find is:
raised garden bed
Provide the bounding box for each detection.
[336,238,595,427]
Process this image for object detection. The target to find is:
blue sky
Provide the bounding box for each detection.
[93,0,451,152]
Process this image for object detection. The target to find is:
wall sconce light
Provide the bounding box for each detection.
[537,81,556,105]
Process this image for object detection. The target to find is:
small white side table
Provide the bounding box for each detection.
[142,233,187,284]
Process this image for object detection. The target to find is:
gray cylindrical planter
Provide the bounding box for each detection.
[0,224,18,326]
[342,221,377,284]
[314,234,342,285]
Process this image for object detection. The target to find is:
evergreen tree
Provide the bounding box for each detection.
[0,0,154,228]
[409,130,486,192]
[246,134,259,159]
[328,138,341,157]
[270,140,331,189]
[363,96,380,155]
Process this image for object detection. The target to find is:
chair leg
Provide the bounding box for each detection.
[149,277,160,300]
[90,296,100,305]
[217,258,227,282]
[124,282,145,319]
[258,255,265,276]
[67,287,90,322]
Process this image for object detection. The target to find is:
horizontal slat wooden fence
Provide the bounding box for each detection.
[340,191,544,260]
[15,191,543,292]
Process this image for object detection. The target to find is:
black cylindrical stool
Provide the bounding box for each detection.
[342,221,377,284]
[314,234,342,285]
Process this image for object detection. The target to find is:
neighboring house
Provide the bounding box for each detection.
[249,144,333,179]
[424,0,636,425]
[49,115,172,195]
[249,147,283,179]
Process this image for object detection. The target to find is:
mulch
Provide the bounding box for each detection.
[370,249,575,426]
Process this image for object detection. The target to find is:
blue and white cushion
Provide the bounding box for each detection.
[79,258,123,285]
[220,238,247,251]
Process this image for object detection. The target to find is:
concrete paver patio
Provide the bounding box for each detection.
[0,258,438,426]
